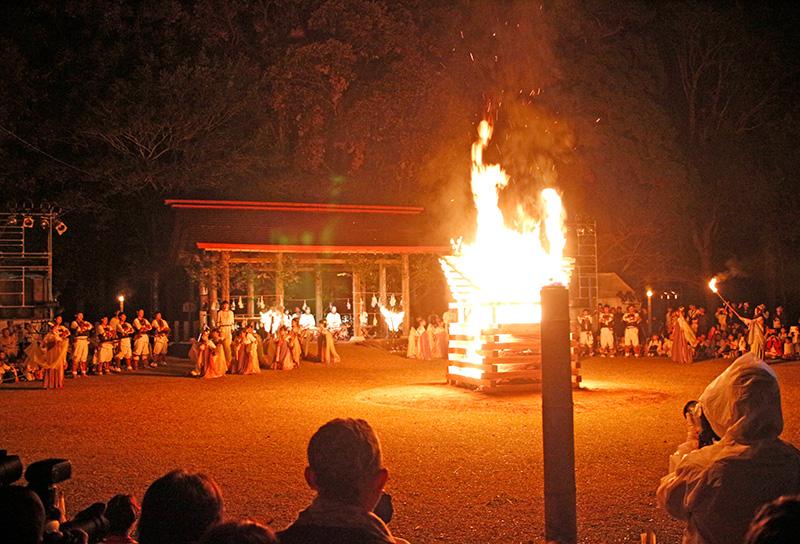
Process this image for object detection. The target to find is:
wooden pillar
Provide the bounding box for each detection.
[198,279,208,333]
[275,252,285,308]
[401,254,410,335]
[220,251,231,303]
[378,263,388,335]
[315,267,323,322]
[352,268,362,337]
[378,264,387,305]
[209,268,219,325]
[246,276,255,317]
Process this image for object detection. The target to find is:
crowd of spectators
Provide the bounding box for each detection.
[577,302,800,362]
[0,418,408,544]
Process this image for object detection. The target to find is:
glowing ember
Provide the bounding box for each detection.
[440,119,571,381]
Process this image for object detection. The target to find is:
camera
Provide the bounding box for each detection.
[683,400,720,448]
[1,451,111,544]
[25,458,73,509]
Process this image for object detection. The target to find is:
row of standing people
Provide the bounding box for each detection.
[406,315,448,360]
[7,310,170,389]
[189,316,342,379]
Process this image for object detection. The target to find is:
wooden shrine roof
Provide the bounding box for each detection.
[166,199,451,256]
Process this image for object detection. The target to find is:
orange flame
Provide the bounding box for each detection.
[441,119,571,378]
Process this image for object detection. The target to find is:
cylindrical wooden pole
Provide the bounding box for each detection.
[246,277,255,318]
[401,255,410,335]
[540,285,577,544]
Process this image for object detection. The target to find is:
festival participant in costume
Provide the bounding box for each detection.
[317,320,340,366]
[217,301,235,364]
[238,325,261,375]
[741,304,766,360]
[657,353,800,544]
[189,330,209,377]
[95,316,116,375]
[622,305,642,357]
[133,309,153,368]
[42,316,70,389]
[271,326,296,370]
[598,305,615,357]
[230,328,245,374]
[151,312,170,366]
[430,316,448,359]
[417,318,432,360]
[290,317,305,363]
[115,313,135,370]
[670,308,697,364]
[578,309,594,357]
[69,313,92,376]
[406,321,419,359]
[201,329,227,379]
[325,305,343,340]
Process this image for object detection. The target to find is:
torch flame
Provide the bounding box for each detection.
[440,119,571,377]
[708,277,719,293]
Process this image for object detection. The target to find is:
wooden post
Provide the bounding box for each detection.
[352,268,362,337]
[220,251,231,303]
[315,267,323,322]
[541,285,577,544]
[275,252,285,308]
[246,276,255,318]
[209,268,219,326]
[379,263,388,336]
[198,279,208,333]
[401,255,410,335]
[378,264,387,305]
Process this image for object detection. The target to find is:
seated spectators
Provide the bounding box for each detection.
[278,418,409,544]
[102,494,140,544]
[657,353,800,544]
[645,335,660,357]
[0,486,46,544]
[138,470,223,544]
[744,494,800,544]
[199,520,277,544]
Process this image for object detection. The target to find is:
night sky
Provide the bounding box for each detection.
[1,1,798,317]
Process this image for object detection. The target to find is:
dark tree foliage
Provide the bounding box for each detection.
[0,0,797,314]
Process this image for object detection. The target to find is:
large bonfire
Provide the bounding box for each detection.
[440,119,571,381]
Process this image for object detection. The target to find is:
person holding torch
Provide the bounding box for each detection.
[709,278,765,360]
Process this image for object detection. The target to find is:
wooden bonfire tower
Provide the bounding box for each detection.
[442,258,581,392]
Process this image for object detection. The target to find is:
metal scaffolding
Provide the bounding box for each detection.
[0,209,62,319]
[565,219,598,310]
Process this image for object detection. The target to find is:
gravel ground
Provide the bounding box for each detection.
[3,348,800,543]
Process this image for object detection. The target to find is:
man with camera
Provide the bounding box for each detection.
[657,353,800,544]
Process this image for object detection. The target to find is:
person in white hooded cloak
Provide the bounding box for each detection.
[657,352,800,544]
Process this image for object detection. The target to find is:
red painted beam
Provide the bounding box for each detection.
[196,242,451,254]
[165,199,424,215]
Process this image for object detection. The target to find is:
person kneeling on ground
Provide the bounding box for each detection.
[744,494,800,544]
[657,353,800,544]
[278,418,409,544]
[199,520,277,544]
[138,470,223,544]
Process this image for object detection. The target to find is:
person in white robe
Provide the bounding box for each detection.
[216,301,235,363]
